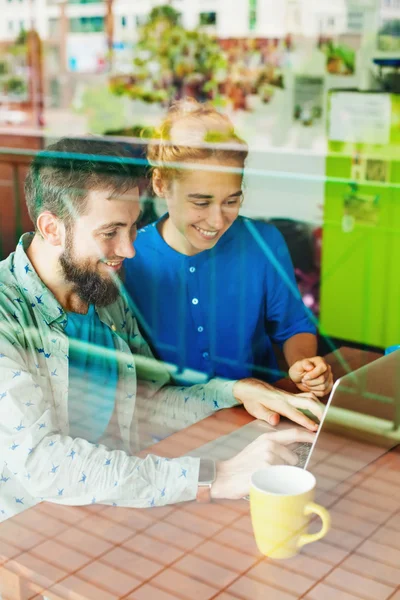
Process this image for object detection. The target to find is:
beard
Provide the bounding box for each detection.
[59,237,121,308]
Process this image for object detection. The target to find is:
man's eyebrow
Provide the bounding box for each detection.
[94,213,142,233]
[95,221,127,232]
[228,191,243,197]
[107,188,139,200]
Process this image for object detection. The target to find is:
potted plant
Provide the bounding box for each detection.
[109,4,227,106]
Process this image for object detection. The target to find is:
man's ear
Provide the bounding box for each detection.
[36,212,64,246]
[152,169,168,198]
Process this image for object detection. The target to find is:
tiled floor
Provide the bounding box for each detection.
[2,447,400,600]
[2,348,400,600]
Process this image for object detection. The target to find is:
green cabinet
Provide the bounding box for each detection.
[320,93,400,348]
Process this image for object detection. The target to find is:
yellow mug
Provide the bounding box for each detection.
[250,465,330,559]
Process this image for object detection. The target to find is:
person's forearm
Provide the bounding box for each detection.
[26,438,198,507]
[0,351,200,509]
[283,333,317,368]
[232,377,277,404]
[131,321,239,424]
[137,377,239,432]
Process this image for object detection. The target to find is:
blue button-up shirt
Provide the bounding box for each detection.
[124,216,316,384]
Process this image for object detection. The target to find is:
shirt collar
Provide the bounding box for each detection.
[13,233,66,326]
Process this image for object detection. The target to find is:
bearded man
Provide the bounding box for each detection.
[0,138,317,521]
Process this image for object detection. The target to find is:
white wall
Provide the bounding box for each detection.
[1,0,37,41]
[297,0,348,36]
[217,0,251,37]
[380,0,400,20]
[47,2,106,20]
[256,1,288,37]
[242,147,325,224]
[1,0,376,43]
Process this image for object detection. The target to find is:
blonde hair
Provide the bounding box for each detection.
[147,98,248,185]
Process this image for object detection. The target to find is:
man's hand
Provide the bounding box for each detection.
[211,428,316,500]
[233,378,324,431]
[289,356,333,397]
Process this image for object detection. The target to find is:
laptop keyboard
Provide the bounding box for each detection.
[186,420,314,500]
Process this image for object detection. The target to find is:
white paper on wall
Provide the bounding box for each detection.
[329,92,392,145]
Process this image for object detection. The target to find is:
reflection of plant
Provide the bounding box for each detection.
[380,19,400,37]
[105,124,156,138]
[0,60,8,75]
[110,3,227,105]
[148,5,181,26]
[8,29,28,57]
[378,20,400,51]
[5,76,26,95]
[258,83,275,104]
[255,67,284,91]
[77,84,128,134]
[0,30,30,100]
[344,183,380,225]
[109,79,169,104]
[321,41,355,75]
[15,29,28,45]
[199,12,216,27]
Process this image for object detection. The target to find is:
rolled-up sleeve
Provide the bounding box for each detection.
[262,228,316,345]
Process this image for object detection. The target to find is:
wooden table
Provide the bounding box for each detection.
[3,347,400,600]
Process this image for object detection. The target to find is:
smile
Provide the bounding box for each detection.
[193,225,220,239]
[102,260,123,270]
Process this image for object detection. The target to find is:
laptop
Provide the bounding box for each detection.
[187,350,400,480]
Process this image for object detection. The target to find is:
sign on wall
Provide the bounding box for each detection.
[329,92,392,145]
[67,36,107,73]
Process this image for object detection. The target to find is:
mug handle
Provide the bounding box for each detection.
[297,502,331,549]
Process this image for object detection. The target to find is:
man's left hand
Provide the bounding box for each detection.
[233,378,324,431]
[289,356,333,397]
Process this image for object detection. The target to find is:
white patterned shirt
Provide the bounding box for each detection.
[0,234,238,521]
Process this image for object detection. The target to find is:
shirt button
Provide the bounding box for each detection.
[198,326,204,333]
[202,351,209,359]
[192,298,199,305]
[189,266,196,273]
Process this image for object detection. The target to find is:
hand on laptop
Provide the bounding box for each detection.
[233,378,324,431]
[289,356,333,397]
[210,428,316,500]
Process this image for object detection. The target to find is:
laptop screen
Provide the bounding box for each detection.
[307,349,400,500]
[187,350,400,501]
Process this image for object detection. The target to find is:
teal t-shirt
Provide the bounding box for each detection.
[65,304,118,443]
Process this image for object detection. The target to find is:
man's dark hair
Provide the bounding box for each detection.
[25,137,143,230]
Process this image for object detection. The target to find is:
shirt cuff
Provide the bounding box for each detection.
[217,379,240,409]
[169,456,201,503]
